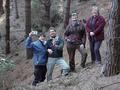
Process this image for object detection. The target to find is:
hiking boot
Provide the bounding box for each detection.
[61,69,70,76]
[32,81,38,86]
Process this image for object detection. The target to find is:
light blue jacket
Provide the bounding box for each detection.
[25,37,48,65]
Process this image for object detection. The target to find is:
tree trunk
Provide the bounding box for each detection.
[103,0,120,76]
[0,0,4,16]
[44,4,51,29]
[5,0,10,54]
[44,0,51,30]
[39,0,51,31]
[14,0,19,19]
[25,0,33,59]
[64,0,71,28]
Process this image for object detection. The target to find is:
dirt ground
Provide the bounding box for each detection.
[1,0,120,90]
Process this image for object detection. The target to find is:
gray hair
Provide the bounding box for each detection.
[92,6,100,15]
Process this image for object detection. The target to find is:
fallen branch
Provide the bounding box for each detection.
[99,82,120,89]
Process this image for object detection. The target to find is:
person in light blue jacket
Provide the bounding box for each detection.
[25,32,48,86]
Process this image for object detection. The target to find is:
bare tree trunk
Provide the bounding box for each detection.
[14,0,19,19]
[5,0,10,54]
[44,2,51,29]
[103,0,120,76]
[25,0,33,59]
[64,0,71,28]
[39,0,51,30]
[0,0,4,16]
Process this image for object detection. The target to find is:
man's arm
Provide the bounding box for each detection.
[46,40,53,55]
[57,38,64,50]
[55,37,64,50]
[64,25,70,37]
[82,26,86,46]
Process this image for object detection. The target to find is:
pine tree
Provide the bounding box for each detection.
[103,0,120,76]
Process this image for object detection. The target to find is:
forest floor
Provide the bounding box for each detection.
[1,0,120,90]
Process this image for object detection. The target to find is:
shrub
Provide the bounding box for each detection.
[0,57,15,73]
[0,57,15,90]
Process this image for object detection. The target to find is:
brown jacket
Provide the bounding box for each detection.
[64,20,86,45]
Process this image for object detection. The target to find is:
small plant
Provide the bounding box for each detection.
[0,57,15,74]
[0,57,15,90]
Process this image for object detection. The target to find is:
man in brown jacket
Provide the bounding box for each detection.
[64,13,87,71]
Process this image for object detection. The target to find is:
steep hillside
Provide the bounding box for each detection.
[1,0,119,90]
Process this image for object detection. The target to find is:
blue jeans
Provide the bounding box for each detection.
[90,40,102,63]
[47,57,70,81]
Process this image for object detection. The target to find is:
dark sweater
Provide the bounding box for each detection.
[64,20,86,45]
[46,36,64,58]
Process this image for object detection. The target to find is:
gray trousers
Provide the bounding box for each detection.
[47,57,70,81]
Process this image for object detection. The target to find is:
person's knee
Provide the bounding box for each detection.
[63,63,70,70]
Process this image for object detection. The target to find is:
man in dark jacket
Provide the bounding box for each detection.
[64,13,87,71]
[46,27,70,81]
[25,32,47,86]
[86,6,106,64]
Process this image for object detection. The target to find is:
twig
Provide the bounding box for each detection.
[99,82,120,89]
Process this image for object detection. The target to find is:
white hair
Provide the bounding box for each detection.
[92,6,100,15]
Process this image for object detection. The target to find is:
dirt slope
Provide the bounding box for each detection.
[1,0,119,90]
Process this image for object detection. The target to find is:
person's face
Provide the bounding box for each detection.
[49,30,56,38]
[71,15,77,21]
[39,35,46,41]
[92,9,98,16]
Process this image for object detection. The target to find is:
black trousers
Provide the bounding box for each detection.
[32,65,47,86]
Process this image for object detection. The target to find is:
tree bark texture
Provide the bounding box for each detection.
[103,0,120,76]
[0,0,4,16]
[14,0,19,19]
[64,0,71,28]
[25,0,33,59]
[5,0,10,54]
[40,0,51,29]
